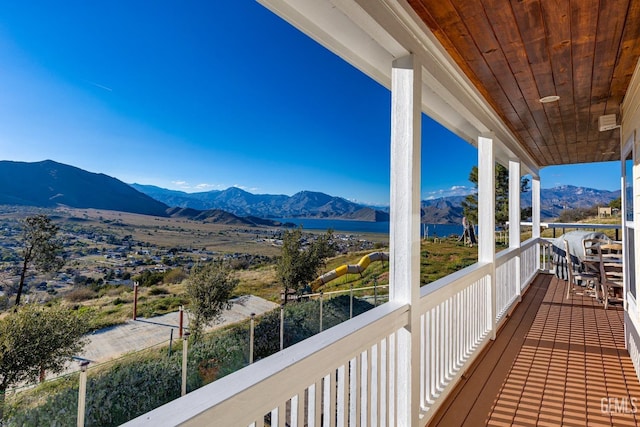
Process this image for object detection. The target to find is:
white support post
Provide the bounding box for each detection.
[509,160,522,300]
[478,134,496,339]
[627,129,640,323]
[634,136,640,325]
[532,177,541,269]
[389,54,421,426]
[620,155,628,312]
[619,129,633,316]
[635,141,640,325]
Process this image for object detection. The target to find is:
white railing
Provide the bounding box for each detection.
[521,237,540,288]
[495,248,519,324]
[125,239,552,426]
[418,262,492,418]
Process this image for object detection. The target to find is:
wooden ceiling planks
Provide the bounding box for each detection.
[540,0,573,153]
[569,0,598,150]
[589,0,626,152]
[510,0,561,160]
[409,0,640,167]
[483,1,554,160]
[453,0,550,154]
[613,2,640,99]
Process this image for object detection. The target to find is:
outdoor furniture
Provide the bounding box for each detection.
[580,239,607,277]
[582,237,609,258]
[550,230,611,281]
[597,243,624,309]
[563,239,598,299]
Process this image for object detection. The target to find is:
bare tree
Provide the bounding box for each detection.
[15,215,64,306]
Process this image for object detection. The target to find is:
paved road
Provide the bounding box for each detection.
[58,295,278,376]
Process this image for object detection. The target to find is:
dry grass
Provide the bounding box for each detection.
[57,207,283,256]
[17,208,506,323]
[234,266,280,302]
[64,281,190,329]
[64,287,98,302]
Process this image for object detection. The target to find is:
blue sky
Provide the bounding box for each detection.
[0,1,621,206]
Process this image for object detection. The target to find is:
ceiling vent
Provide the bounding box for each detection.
[598,114,618,131]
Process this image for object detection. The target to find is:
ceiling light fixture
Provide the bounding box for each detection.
[539,95,560,103]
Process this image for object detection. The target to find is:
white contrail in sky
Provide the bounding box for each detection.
[86,80,113,92]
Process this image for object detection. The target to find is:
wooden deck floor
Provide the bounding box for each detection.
[428,273,640,427]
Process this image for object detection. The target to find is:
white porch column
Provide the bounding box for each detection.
[509,160,522,300]
[532,176,541,269]
[620,155,629,312]
[389,54,421,426]
[478,134,496,339]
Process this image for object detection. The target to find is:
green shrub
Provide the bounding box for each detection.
[65,287,98,302]
[132,270,164,287]
[95,284,129,298]
[188,326,250,386]
[253,296,373,360]
[6,358,182,427]
[148,286,169,296]
[163,268,187,284]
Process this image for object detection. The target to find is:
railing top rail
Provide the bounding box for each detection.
[123,301,410,427]
[520,221,621,230]
[521,236,540,247]
[305,284,390,298]
[420,261,491,300]
[496,246,519,265]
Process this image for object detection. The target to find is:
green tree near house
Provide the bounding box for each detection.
[609,197,621,210]
[0,304,90,422]
[15,214,64,306]
[276,227,336,303]
[461,164,530,228]
[185,261,239,342]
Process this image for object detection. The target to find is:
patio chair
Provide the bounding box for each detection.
[564,239,598,300]
[582,237,609,258]
[597,243,624,309]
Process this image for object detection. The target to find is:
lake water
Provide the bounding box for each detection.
[276,218,464,237]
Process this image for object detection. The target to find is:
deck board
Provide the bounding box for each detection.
[428,273,640,426]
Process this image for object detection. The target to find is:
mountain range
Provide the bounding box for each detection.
[0,160,388,224]
[130,183,388,221]
[419,186,620,223]
[533,185,620,219]
[421,196,467,224]
[0,160,169,216]
[0,160,620,225]
[133,182,620,223]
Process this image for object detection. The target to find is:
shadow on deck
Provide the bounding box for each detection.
[428,273,640,426]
